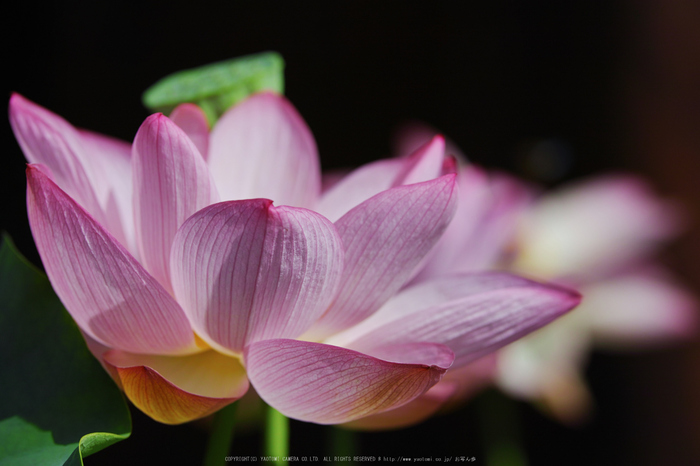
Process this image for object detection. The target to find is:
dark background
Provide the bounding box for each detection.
[4,1,700,465]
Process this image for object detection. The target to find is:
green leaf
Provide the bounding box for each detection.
[142,51,285,125]
[0,235,131,466]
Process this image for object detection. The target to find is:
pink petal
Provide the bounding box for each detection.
[10,94,103,230]
[27,164,198,355]
[170,103,210,161]
[316,136,446,222]
[514,175,684,280]
[208,92,320,208]
[78,129,138,257]
[453,173,532,270]
[315,159,403,222]
[392,135,445,185]
[410,166,492,282]
[244,339,450,424]
[584,270,697,348]
[346,354,497,430]
[333,273,581,368]
[132,113,218,292]
[342,382,458,430]
[104,349,248,424]
[333,273,552,341]
[170,199,343,354]
[307,175,458,339]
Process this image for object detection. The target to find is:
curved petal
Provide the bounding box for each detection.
[132,113,218,292]
[307,175,458,339]
[244,339,450,424]
[343,354,496,430]
[342,382,458,430]
[208,92,320,208]
[170,199,343,354]
[170,103,210,161]
[330,272,556,345]
[10,94,103,228]
[10,95,139,253]
[104,350,248,424]
[413,168,532,283]
[316,136,446,222]
[27,164,198,355]
[316,159,403,222]
[78,129,138,257]
[337,278,581,368]
[393,135,445,185]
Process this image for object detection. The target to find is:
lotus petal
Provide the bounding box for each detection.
[132,113,218,291]
[26,164,198,355]
[245,339,450,424]
[308,174,458,339]
[170,199,343,354]
[208,92,320,208]
[104,350,248,424]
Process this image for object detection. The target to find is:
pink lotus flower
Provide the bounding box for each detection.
[342,127,696,428]
[10,93,580,425]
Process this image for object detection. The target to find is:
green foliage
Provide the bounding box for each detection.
[0,235,131,466]
[142,51,285,125]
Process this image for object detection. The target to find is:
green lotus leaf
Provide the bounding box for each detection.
[0,235,131,466]
[142,51,285,125]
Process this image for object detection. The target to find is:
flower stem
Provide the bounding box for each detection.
[203,402,238,466]
[478,390,529,466]
[265,405,289,465]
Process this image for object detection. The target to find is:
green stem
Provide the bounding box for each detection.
[265,405,289,465]
[331,427,357,465]
[203,402,238,466]
[478,390,528,466]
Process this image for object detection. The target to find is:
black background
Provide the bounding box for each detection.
[3,1,700,465]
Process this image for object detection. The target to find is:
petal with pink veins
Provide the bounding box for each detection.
[27,164,198,355]
[315,159,403,222]
[316,136,446,222]
[170,103,210,161]
[10,94,105,234]
[104,349,248,424]
[208,92,320,208]
[345,354,497,430]
[244,339,451,424]
[334,275,581,368]
[170,199,343,354]
[132,113,218,292]
[78,129,138,257]
[342,381,458,430]
[307,174,458,339]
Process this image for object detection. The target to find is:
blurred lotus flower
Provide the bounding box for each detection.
[499,175,697,422]
[393,126,697,424]
[9,94,580,426]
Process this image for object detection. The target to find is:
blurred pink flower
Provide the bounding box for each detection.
[499,175,696,422]
[393,126,697,424]
[10,94,580,425]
